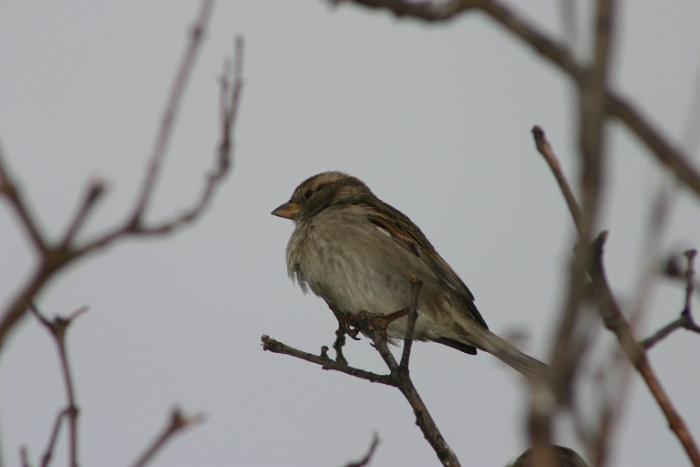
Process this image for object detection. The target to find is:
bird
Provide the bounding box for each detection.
[508,446,589,467]
[272,171,547,381]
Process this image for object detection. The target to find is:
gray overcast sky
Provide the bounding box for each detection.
[1,1,700,466]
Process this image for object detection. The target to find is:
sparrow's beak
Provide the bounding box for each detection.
[271,201,299,220]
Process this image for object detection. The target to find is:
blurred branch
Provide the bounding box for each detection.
[58,177,106,249]
[642,249,700,349]
[39,409,69,467]
[590,235,700,467]
[335,0,700,199]
[129,409,205,467]
[0,2,244,349]
[31,305,87,467]
[533,123,700,466]
[531,126,583,234]
[264,277,461,467]
[20,446,31,467]
[0,143,47,252]
[130,0,214,224]
[528,3,618,465]
[342,433,381,467]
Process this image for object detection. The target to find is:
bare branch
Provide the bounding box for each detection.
[531,126,582,231]
[263,278,460,467]
[642,249,700,349]
[0,3,243,349]
[130,0,214,224]
[20,446,31,467]
[590,234,700,467]
[74,34,244,255]
[261,335,393,385]
[58,177,106,249]
[31,305,87,467]
[129,409,205,467]
[0,143,47,252]
[39,409,69,467]
[534,130,700,464]
[343,432,381,467]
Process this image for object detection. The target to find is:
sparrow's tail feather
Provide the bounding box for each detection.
[454,319,549,383]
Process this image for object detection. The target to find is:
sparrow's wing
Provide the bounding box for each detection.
[360,198,488,329]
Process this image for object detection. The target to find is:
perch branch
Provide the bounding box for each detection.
[261,335,394,385]
[264,278,461,467]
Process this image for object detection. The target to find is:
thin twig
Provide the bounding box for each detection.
[399,276,423,369]
[129,409,205,467]
[342,432,381,467]
[31,305,87,467]
[0,142,46,251]
[531,126,583,231]
[641,249,700,349]
[262,335,394,385]
[58,177,106,248]
[39,409,69,467]
[130,0,214,224]
[20,446,32,467]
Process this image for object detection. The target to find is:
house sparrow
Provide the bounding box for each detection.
[508,446,589,467]
[272,171,547,381]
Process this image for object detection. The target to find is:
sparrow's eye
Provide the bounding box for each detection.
[304,189,314,199]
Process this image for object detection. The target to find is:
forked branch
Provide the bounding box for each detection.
[533,126,700,467]
[31,305,88,467]
[641,249,700,349]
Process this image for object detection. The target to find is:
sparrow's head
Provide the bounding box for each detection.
[271,171,374,223]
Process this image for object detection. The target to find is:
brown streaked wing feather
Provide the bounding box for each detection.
[360,199,489,329]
